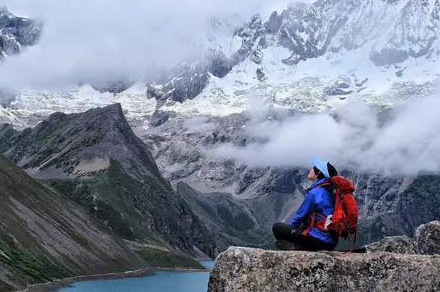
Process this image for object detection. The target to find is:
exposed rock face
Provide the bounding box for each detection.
[0,7,41,57]
[208,247,440,292]
[0,104,216,258]
[241,0,440,66]
[0,154,147,291]
[365,235,418,254]
[148,62,211,103]
[415,221,440,255]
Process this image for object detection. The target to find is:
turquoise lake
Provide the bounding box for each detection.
[52,261,214,292]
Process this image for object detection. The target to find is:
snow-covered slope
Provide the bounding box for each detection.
[1,83,157,129]
[162,45,437,116]
[166,0,440,115]
[159,0,440,114]
[1,0,439,125]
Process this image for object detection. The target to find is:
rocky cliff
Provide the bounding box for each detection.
[208,221,440,292]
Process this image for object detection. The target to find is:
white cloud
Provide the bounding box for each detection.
[0,0,296,90]
[213,85,440,176]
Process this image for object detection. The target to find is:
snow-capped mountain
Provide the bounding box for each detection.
[160,0,440,115]
[1,0,439,124]
[0,7,41,58]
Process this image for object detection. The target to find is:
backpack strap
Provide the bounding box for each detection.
[305,181,332,193]
[301,214,315,236]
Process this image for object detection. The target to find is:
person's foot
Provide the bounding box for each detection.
[348,246,367,253]
[275,240,296,250]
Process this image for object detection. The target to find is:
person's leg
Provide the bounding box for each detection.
[272,223,336,251]
[272,222,293,241]
[272,222,306,250]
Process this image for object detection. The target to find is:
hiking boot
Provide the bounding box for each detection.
[349,246,367,253]
[275,240,296,250]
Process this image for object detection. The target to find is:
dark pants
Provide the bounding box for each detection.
[272,222,336,251]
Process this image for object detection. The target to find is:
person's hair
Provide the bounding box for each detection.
[327,162,338,177]
[313,166,326,180]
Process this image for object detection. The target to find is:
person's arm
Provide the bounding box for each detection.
[288,191,315,227]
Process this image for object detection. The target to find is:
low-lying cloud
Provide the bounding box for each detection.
[0,0,294,90]
[214,85,440,176]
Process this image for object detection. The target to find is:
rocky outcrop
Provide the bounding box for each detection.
[208,247,440,292]
[363,220,440,255]
[365,235,418,254]
[415,221,440,255]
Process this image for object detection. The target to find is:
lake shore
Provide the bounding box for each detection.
[15,264,209,292]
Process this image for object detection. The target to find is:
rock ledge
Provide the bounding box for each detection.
[208,247,440,292]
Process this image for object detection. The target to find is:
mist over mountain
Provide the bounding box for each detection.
[0,0,294,90]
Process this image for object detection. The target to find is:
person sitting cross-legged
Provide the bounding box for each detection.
[272,158,339,251]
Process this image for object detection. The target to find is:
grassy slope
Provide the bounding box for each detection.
[0,154,149,291]
[135,248,204,269]
[45,161,211,269]
[47,160,179,245]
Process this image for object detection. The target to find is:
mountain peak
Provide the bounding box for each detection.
[0,105,217,258]
[0,103,162,180]
[94,102,123,113]
[0,6,11,15]
[0,6,41,56]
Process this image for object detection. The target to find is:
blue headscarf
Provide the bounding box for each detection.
[311,157,330,178]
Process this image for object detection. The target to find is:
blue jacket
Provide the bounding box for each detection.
[288,178,338,245]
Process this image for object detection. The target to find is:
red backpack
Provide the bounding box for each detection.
[300,176,359,241]
[327,176,359,240]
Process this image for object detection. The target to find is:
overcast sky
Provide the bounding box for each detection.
[0,0,299,90]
